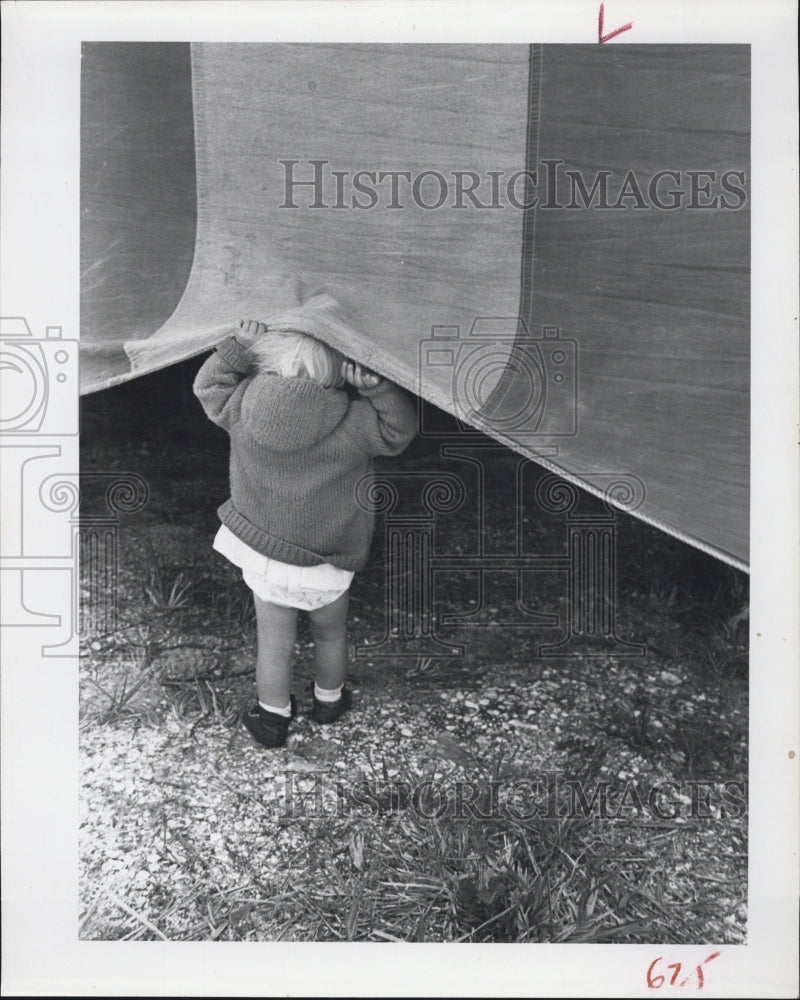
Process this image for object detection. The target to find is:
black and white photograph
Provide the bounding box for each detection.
[1,1,797,996]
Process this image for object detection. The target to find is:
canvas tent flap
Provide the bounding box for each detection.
[522,45,749,568]
[80,43,749,569]
[80,43,197,390]
[124,44,532,395]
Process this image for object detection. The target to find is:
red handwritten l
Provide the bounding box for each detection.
[598,3,633,43]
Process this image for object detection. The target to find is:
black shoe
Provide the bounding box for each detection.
[242,695,296,748]
[310,685,352,724]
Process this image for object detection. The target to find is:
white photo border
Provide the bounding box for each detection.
[1,1,797,996]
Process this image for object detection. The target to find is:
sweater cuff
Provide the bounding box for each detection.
[216,336,252,373]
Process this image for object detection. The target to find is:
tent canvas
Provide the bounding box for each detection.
[80,43,749,569]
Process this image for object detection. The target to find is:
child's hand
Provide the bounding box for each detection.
[235,318,267,347]
[342,360,381,390]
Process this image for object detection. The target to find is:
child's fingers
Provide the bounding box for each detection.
[236,319,269,344]
[357,364,379,387]
[342,359,380,387]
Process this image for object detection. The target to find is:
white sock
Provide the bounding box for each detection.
[314,683,343,703]
[259,700,292,718]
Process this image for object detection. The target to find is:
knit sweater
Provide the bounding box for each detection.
[193,336,417,572]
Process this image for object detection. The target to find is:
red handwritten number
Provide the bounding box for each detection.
[647,958,665,989]
[697,952,720,990]
[598,3,633,43]
[667,963,682,986]
[647,952,720,989]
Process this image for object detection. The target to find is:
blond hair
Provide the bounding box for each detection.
[249,329,346,388]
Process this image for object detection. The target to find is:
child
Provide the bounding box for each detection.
[193,314,417,748]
